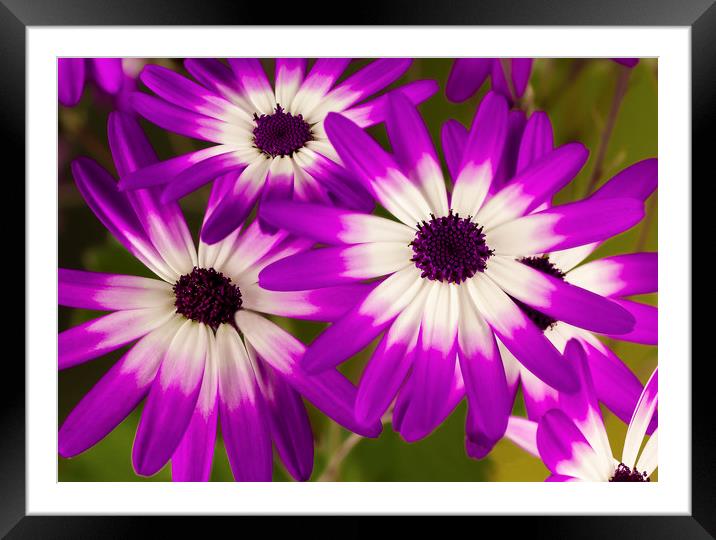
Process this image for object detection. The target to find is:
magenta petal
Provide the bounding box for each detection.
[603,299,657,345]
[58,323,175,457]
[260,363,314,482]
[161,151,246,203]
[516,111,554,175]
[132,322,208,477]
[90,58,123,95]
[446,58,492,103]
[590,158,657,202]
[441,119,469,181]
[58,58,86,107]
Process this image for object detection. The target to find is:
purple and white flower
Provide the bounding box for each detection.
[446,108,658,443]
[59,112,380,482]
[257,91,645,450]
[118,58,438,244]
[506,340,658,482]
[446,58,533,103]
[58,58,124,107]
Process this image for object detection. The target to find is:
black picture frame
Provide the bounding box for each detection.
[5,0,708,537]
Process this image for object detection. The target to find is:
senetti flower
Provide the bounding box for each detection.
[446,58,533,103]
[58,112,380,481]
[58,58,123,107]
[118,58,438,244]
[258,91,645,450]
[443,110,658,442]
[506,341,658,482]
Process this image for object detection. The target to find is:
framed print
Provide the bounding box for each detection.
[6,0,710,536]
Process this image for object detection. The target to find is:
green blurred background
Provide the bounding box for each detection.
[58,58,657,482]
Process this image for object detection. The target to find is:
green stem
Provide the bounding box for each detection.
[585,66,631,196]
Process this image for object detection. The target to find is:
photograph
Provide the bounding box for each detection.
[57,57,658,483]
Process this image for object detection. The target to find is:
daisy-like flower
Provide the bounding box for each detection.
[257,91,644,450]
[446,58,533,103]
[505,340,658,482]
[58,58,123,107]
[442,109,657,444]
[59,112,380,481]
[117,58,438,244]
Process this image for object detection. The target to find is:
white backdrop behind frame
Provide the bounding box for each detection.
[28,26,689,514]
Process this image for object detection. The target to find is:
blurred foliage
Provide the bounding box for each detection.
[58,58,657,482]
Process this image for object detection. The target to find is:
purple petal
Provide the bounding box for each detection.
[603,299,657,345]
[259,200,413,246]
[59,269,172,311]
[108,112,197,274]
[59,308,173,370]
[58,58,86,107]
[467,276,579,393]
[486,256,636,335]
[566,252,657,298]
[226,58,275,113]
[536,409,607,480]
[259,242,412,291]
[259,362,314,481]
[235,310,382,437]
[622,368,658,468]
[492,109,527,190]
[510,59,534,98]
[446,59,492,103]
[487,198,645,255]
[458,289,510,458]
[243,282,374,322]
[161,150,248,203]
[299,267,423,373]
[216,325,273,482]
[200,163,267,244]
[131,92,227,143]
[590,158,658,202]
[171,351,218,482]
[132,322,209,476]
[343,80,439,128]
[451,92,509,216]
[393,284,458,443]
[478,143,589,229]
[385,91,448,214]
[327,59,412,110]
[324,112,432,226]
[441,119,468,182]
[612,58,640,68]
[516,111,554,175]
[58,320,179,457]
[118,146,231,191]
[504,415,539,457]
[184,58,241,102]
[297,59,351,98]
[141,63,235,118]
[90,58,123,95]
[275,58,306,106]
[71,157,173,280]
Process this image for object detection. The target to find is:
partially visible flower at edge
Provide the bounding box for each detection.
[505,340,658,482]
[58,111,380,482]
[119,58,439,244]
[442,109,657,455]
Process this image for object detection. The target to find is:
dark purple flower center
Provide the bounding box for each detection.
[513,256,565,332]
[173,267,242,329]
[253,104,312,157]
[411,211,492,284]
[609,463,650,482]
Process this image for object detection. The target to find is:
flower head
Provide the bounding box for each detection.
[257,91,645,452]
[58,112,380,481]
[506,341,658,482]
[119,58,439,244]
